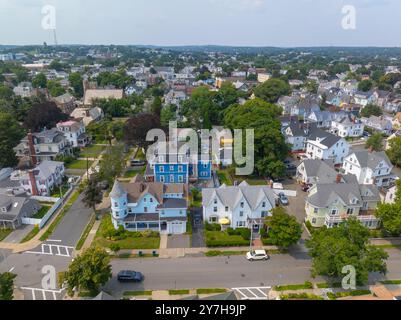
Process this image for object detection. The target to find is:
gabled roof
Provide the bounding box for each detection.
[300,159,337,183]
[202,183,276,211]
[349,150,392,169]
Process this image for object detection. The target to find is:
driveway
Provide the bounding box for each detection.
[191,208,205,248]
[167,235,190,249]
[3,225,34,244]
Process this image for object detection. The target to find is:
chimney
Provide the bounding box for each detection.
[336,174,342,184]
[27,132,37,166]
[28,170,39,196]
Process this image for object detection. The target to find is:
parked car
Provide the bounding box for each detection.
[301,184,311,192]
[130,159,146,167]
[273,183,284,190]
[117,270,144,283]
[278,192,289,206]
[246,250,270,261]
[363,131,372,138]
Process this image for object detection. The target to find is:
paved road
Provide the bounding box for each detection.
[103,248,401,297]
[48,193,94,247]
[191,208,205,248]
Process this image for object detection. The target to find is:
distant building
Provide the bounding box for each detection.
[84,89,123,106]
[56,119,90,148]
[70,107,104,126]
[53,92,76,114]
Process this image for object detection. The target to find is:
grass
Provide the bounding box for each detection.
[80,145,106,158]
[327,290,372,300]
[196,288,227,295]
[280,293,324,300]
[205,250,248,257]
[20,226,40,243]
[316,282,342,289]
[374,244,401,249]
[123,167,144,178]
[169,289,190,295]
[115,253,159,259]
[32,205,51,219]
[380,280,401,285]
[66,160,94,170]
[205,230,249,247]
[39,191,80,241]
[0,229,12,241]
[274,282,313,291]
[217,171,233,186]
[93,215,160,250]
[50,185,70,198]
[75,214,96,250]
[123,291,152,297]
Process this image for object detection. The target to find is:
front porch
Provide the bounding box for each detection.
[325,213,380,229]
[123,214,186,235]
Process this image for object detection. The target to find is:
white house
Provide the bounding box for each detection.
[330,114,364,138]
[110,176,188,234]
[56,119,90,148]
[296,159,338,185]
[283,123,308,151]
[202,181,276,232]
[10,161,65,197]
[305,128,350,165]
[343,150,395,187]
[361,116,393,135]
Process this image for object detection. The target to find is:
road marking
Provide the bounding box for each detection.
[9,267,15,272]
[47,239,62,243]
[21,287,65,301]
[26,244,74,257]
[232,287,271,300]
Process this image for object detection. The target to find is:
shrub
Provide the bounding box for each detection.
[226,228,237,236]
[109,243,121,253]
[205,222,221,232]
[238,228,251,241]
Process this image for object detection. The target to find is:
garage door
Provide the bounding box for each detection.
[170,222,184,234]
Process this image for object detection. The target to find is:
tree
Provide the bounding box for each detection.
[64,247,112,296]
[23,101,69,132]
[98,145,125,185]
[253,78,291,103]
[160,104,177,127]
[365,133,384,152]
[224,99,290,179]
[82,176,103,217]
[360,104,383,118]
[151,96,162,117]
[387,137,401,167]
[358,80,373,92]
[306,218,388,285]
[69,72,84,97]
[217,82,242,109]
[0,112,25,168]
[123,113,161,148]
[47,80,66,97]
[265,207,302,248]
[376,202,401,236]
[0,272,16,300]
[32,73,47,89]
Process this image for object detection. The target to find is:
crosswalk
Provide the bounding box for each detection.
[232,287,271,300]
[26,243,74,258]
[21,287,65,300]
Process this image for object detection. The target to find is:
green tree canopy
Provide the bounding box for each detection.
[358,79,373,92]
[0,112,25,168]
[365,133,384,152]
[64,247,112,296]
[224,98,290,179]
[32,73,47,89]
[265,207,302,248]
[0,272,17,300]
[69,72,84,97]
[253,78,291,103]
[306,218,388,285]
[387,137,401,167]
[360,104,383,118]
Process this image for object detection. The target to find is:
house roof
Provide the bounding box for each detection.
[0,194,40,222]
[202,182,276,211]
[84,89,123,105]
[350,150,392,169]
[307,127,342,148]
[300,159,337,183]
[92,291,116,300]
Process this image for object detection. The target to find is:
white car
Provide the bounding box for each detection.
[246,250,270,261]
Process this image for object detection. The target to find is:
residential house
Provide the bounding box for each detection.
[305,175,381,229]
[83,89,123,106]
[70,107,104,126]
[53,92,76,114]
[384,183,399,204]
[0,194,41,229]
[386,131,401,150]
[14,130,73,166]
[290,97,321,119]
[13,82,34,98]
[384,97,401,113]
[202,181,276,232]
[392,112,401,130]
[110,176,188,234]
[354,91,374,107]
[283,122,308,151]
[307,110,334,128]
[372,90,391,108]
[305,128,350,165]
[330,114,364,138]
[296,159,338,185]
[361,116,393,135]
[56,119,90,148]
[343,150,395,187]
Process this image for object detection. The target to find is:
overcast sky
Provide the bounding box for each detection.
[0,0,400,47]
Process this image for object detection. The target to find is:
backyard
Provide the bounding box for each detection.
[32,205,51,219]
[79,145,106,158]
[93,215,160,250]
[65,159,94,170]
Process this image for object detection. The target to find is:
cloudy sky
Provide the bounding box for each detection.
[0,0,400,47]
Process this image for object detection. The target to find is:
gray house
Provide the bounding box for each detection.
[0,194,41,229]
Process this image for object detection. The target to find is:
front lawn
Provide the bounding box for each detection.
[32,205,51,219]
[80,145,106,158]
[65,160,94,170]
[274,282,313,291]
[0,229,13,241]
[93,215,160,250]
[123,167,145,178]
[50,184,70,198]
[205,231,249,247]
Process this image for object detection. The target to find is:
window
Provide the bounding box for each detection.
[170,175,174,183]
[347,208,354,215]
[203,163,208,168]
[314,208,318,213]
[150,198,153,203]
[159,166,164,173]
[114,202,118,207]
[214,207,217,212]
[237,221,246,227]
[178,175,184,183]
[312,218,317,224]
[144,207,148,213]
[261,211,268,217]
[262,202,266,208]
[178,166,183,173]
[210,216,217,223]
[331,209,338,216]
[214,199,218,204]
[144,198,147,203]
[170,166,174,171]
[225,207,229,212]
[240,202,244,208]
[239,211,244,217]
[160,176,165,183]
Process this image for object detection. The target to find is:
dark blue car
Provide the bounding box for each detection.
[117,270,144,283]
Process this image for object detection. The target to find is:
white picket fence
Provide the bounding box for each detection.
[22,186,74,229]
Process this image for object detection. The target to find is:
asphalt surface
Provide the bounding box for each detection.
[48,193,94,247]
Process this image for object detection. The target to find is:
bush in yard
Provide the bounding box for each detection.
[141,230,159,238]
[226,228,237,236]
[109,243,121,254]
[205,222,222,232]
[238,228,251,241]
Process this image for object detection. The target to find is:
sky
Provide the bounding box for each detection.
[0,0,401,47]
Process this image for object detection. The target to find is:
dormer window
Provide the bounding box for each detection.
[240,202,244,208]
[214,199,217,204]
